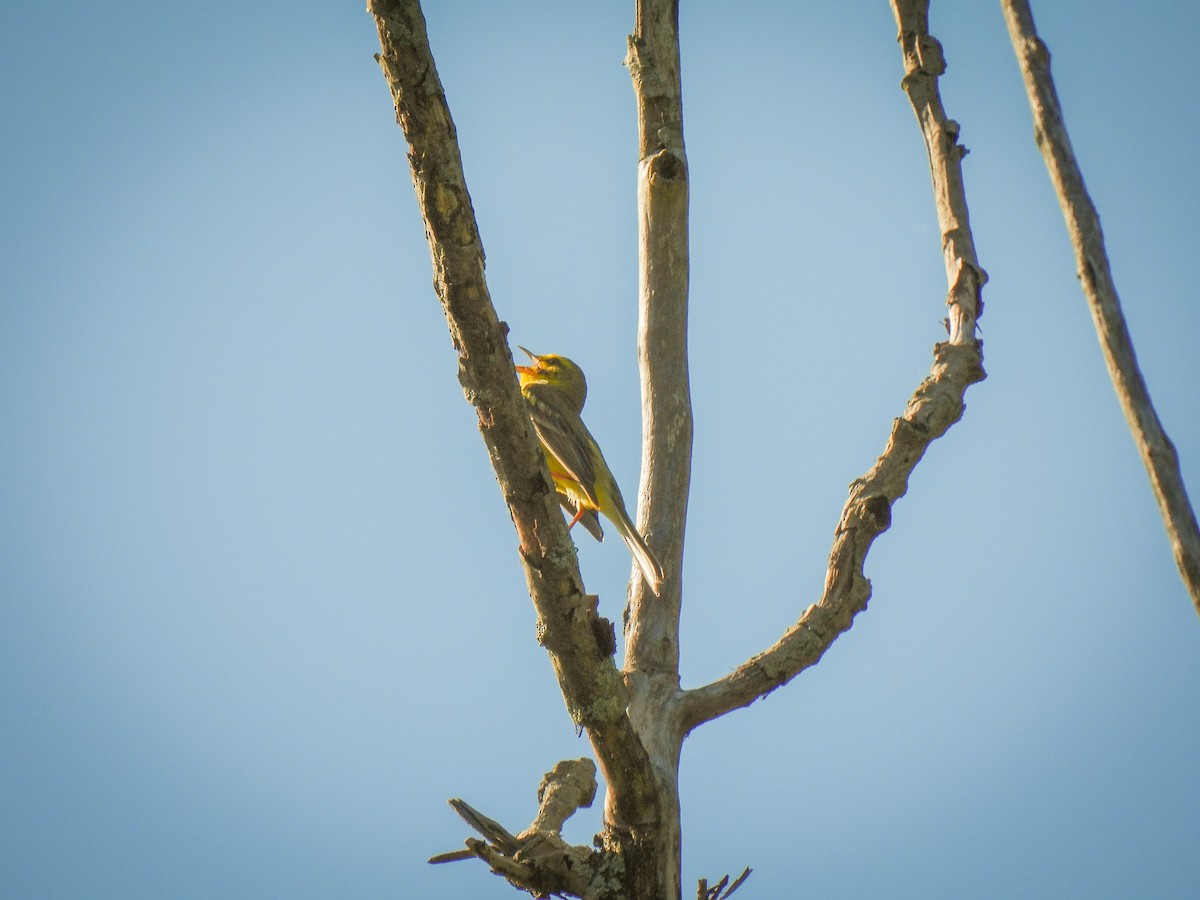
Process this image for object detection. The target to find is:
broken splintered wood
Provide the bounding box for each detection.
[698,866,752,900]
[526,758,598,835]
[428,759,601,896]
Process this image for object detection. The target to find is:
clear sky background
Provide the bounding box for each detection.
[3,2,1198,898]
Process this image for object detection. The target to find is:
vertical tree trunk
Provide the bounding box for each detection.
[616,0,692,897]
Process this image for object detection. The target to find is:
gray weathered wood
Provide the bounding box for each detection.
[1001,0,1200,615]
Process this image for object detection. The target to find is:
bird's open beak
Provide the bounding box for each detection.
[515,346,539,374]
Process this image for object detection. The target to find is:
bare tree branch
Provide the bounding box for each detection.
[624,0,693,677]
[678,0,987,732]
[1001,0,1200,615]
[521,758,598,837]
[367,0,660,830]
[430,761,606,896]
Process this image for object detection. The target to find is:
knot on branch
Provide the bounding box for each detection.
[911,33,946,77]
[1025,34,1051,67]
[647,148,687,183]
[431,759,610,898]
[837,489,893,540]
[534,594,616,658]
[861,494,893,533]
[942,118,969,160]
[897,30,945,101]
[573,593,618,657]
[932,339,987,387]
[591,612,618,658]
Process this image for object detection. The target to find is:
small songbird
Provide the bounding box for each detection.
[514,347,664,596]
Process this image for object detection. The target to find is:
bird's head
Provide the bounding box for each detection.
[515,347,588,410]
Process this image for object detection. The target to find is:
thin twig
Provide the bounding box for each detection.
[698,866,752,899]
[1001,0,1200,615]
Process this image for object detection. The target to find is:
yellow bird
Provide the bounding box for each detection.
[514,347,664,596]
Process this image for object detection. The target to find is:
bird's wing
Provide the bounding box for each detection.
[524,384,599,505]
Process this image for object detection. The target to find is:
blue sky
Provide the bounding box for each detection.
[3,2,1198,897]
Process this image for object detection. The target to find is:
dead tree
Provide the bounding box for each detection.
[367,0,1194,896]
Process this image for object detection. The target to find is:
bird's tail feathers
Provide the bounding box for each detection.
[614,517,664,597]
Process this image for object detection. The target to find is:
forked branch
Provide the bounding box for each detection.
[1001,0,1200,614]
[678,0,987,732]
[430,760,612,897]
[367,0,660,831]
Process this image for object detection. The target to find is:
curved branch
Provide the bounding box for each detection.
[430,761,606,897]
[368,0,659,824]
[1001,0,1200,615]
[678,0,987,732]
